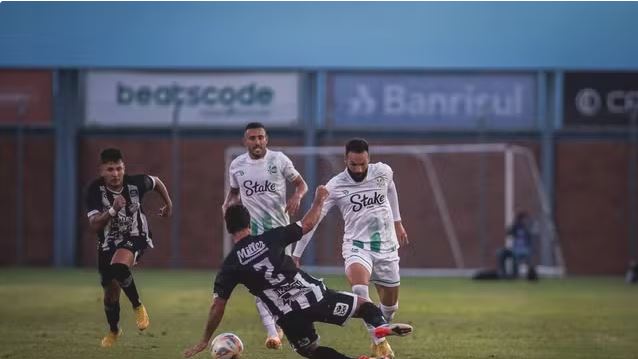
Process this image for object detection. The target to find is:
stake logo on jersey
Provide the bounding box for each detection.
[228,150,300,235]
[242,179,277,196]
[350,191,386,212]
[312,163,399,253]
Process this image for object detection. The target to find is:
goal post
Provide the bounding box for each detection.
[224,143,564,277]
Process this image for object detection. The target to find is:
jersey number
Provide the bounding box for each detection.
[252,257,285,285]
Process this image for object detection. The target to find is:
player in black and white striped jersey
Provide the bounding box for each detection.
[86,148,173,348]
[183,186,413,359]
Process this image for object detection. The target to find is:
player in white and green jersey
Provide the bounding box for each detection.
[293,138,409,359]
[222,122,308,350]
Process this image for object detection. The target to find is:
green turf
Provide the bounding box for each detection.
[0,268,636,359]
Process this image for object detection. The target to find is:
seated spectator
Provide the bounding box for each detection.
[497,211,538,281]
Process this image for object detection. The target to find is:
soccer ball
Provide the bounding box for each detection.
[210,332,244,359]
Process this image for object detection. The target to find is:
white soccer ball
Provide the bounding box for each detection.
[210,332,244,359]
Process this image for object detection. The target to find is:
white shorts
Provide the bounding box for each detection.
[342,242,401,287]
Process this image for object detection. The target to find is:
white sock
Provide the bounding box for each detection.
[352,284,370,300]
[255,297,279,338]
[352,285,385,345]
[380,302,398,322]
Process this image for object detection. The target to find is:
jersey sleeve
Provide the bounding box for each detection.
[130,174,155,196]
[212,263,240,300]
[86,181,103,218]
[379,162,394,182]
[228,160,240,189]
[280,153,301,182]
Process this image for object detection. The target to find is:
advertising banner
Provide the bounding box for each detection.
[330,73,537,130]
[85,71,300,127]
[564,72,638,126]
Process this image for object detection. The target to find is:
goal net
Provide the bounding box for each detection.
[224,143,564,277]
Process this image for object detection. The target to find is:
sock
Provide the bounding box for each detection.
[255,297,279,338]
[380,302,398,322]
[352,285,385,344]
[308,346,353,359]
[357,301,388,328]
[104,300,120,333]
[351,284,370,300]
[111,263,141,308]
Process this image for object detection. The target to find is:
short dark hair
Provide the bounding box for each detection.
[100,148,123,164]
[245,122,266,132]
[345,138,369,155]
[225,204,251,234]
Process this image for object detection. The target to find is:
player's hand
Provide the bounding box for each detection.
[158,203,172,217]
[286,194,302,216]
[112,195,127,211]
[292,255,301,268]
[183,340,208,358]
[395,221,409,246]
[314,185,329,203]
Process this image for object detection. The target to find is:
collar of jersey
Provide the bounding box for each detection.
[246,149,269,163]
[343,168,368,184]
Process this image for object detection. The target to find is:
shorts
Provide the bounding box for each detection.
[342,241,401,287]
[98,236,149,287]
[277,289,357,352]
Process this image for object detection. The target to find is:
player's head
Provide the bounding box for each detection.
[345,138,370,182]
[225,204,251,235]
[243,122,268,160]
[99,148,125,189]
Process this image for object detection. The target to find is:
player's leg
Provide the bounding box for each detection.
[370,253,401,358]
[279,305,365,359]
[110,237,149,330]
[99,251,123,347]
[371,253,401,322]
[256,296,283,349]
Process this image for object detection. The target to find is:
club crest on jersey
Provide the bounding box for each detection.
[237,241,268,264]
[267,163,277,174]
[243,180,277,196]
[333,302,350,317]
[375,176,386,188]
[350,192,386,212]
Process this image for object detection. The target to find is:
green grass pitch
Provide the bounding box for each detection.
[0,268,636,359]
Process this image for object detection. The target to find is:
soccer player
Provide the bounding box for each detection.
[86,148,173,348]
[183,186,413,359]
[292,138,409,359]
[222,122,308,349]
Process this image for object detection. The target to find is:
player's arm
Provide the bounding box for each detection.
[285,175,308,216]
[388,179,409,245]
[86,183,125,232]
[151,176,173,217]
[183,296,227,358]
[222,187,241,214]
[299,185,329,234]
[292,186,333,266]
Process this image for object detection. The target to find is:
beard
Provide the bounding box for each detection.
[347,168,367,182]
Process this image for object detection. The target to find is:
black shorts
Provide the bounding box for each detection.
[277,289,357,352]
[98,236,149,287]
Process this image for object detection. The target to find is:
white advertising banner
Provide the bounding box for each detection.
[85,71,300,127]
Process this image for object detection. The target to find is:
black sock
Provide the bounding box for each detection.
[104,300,120,332]
[309,346,354,359]
[356,301,387,328]
[111,263,141,308]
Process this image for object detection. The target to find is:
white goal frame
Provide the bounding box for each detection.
[224,143,565,277]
